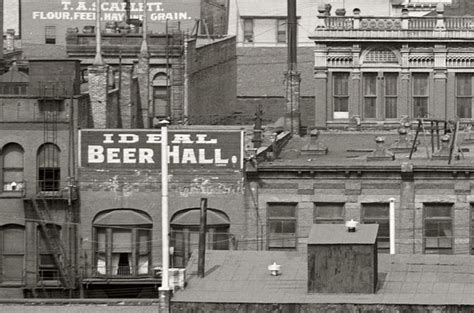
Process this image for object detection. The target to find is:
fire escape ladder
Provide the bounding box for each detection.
[31,195,73,289]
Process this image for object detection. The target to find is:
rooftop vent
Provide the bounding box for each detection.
[345,219,359,232]
[301,129,328,156]
[366,136,395,161]
[268,262,281,276]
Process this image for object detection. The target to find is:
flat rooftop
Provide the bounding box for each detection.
[172,250,474,305]
[260,128,474,168]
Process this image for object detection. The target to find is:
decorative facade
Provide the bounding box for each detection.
[311,5,474,128]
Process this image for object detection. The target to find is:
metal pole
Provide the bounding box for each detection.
[389,198,396,255]
[93,0,104,65]
[198,198,208,278]
[161,122,170,289]
[159,120,170,312]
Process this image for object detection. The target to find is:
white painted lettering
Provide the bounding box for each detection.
[196,134,217,144]
[118,134,139,143]
[146,134,162,143]
[198,149,213,164]
[215,149,229,164]
[172,134,193,144]
[168,146,180,163]
[62,1,71,10]
[181,148,197,164]
[88,145,104,163]
[76,1,87,10]
[103,134,114,143]
[107,148,121,163]
[139,149,154,163]
[123,148,136,163]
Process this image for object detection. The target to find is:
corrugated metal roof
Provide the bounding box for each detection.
[308,224,378,245]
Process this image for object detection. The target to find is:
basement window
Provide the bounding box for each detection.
[362,203,390,253]
[314,203,344,224]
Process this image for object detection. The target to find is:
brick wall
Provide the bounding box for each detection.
[78,167,246,275]
[88,65,109,128]
[186,36,237,124]
[251,169,474,255]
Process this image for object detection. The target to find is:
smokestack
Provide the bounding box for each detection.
[284,0,301,135]
[0,0,5,72]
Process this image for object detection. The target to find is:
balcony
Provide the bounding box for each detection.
[312,7,474,42]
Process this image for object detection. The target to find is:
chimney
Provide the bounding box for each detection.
[88,65,109,128]
[390,127,415,154]
[367,136,395,161]
[301,129,328,155]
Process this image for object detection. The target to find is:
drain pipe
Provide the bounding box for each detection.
[198,198,208,277]
[389,198,396,255]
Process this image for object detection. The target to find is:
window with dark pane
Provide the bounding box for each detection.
[362,203,390,253]
[423,203,453,254]
[267,203,297,250]
[314,203,344,224]
[363,73,377,119]
[456,73,472,118]
[413,73,429,118]
[333,73,349,119]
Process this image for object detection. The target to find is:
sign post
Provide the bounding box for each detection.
[159,120,170,312]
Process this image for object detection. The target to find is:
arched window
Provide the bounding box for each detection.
[1,225,25,283]
[93,209,152,277]
[37,143,60,192]
[2,143,24,192]
[152,72,170,118]
[170,209,231,268]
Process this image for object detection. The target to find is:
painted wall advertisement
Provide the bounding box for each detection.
[28,0,198,22]
[79,129,244,170]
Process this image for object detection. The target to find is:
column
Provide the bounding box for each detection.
[350,71,361,118]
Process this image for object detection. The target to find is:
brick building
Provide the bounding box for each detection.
[67,30,237,127]
[0,59,90,298]
[245,127,474,256]
[77,127,246,297]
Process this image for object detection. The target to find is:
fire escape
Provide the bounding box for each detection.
[25,82,77,297]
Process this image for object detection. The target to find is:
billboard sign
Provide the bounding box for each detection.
[79,129,244,170]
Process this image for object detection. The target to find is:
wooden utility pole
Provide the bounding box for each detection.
[198,198,208,278]
[285,0,301,135]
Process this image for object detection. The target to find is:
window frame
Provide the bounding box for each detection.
[45,26,56,44]
[423,203,453,255]
[361,71,399,120]
[455,73,473,119]
[93,226,152,277]
[412,72,429,118]
[313,202,345,224]
[243,18,254,43]
[267,203,297,250]
[276,18,286,43]
[332,72,350,119]
[2,143,24,193]
[37,224,61,282]
[361,203,390,253]
[0,225,25,285]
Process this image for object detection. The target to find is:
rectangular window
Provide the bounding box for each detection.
[363,73,377,119]
[38,225,61,281]
[314,203,344,224]
[1,227,25,284]
[384,73,398,119]
[45,26,56,44]
[276,19,286,43]
[39,168,60,192]
[333,73,349,119]
[243,19,254,43]
[362,203,390,253]
[413,73,429,118]
[424,203,453,254]
[456,73,472,118]
[267,203,297,249]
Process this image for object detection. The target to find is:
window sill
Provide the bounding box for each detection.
[0,282,24,287]
[0,191,24,198]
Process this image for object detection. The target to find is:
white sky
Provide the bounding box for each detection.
[4,0,19,32]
